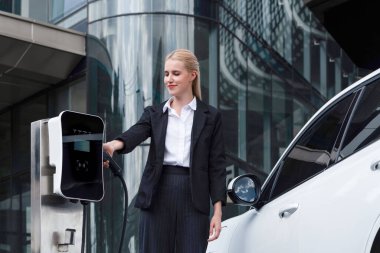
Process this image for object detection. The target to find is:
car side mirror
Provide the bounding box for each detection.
[227,174,261,205]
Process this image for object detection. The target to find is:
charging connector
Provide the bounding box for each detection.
[103,152,128,253]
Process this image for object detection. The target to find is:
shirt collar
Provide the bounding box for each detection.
[163,97,197,113]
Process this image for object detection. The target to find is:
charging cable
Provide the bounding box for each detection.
[103,152,128,253]
[80,200,89,253]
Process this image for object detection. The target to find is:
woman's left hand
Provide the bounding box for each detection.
[208,201,222,242]
[208,211,222,241]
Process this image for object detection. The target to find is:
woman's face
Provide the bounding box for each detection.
[164,59,196,99]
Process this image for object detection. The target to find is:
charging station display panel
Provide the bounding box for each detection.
[58,111,104,201]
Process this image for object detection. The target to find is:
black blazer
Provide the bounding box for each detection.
[116,98,227,214]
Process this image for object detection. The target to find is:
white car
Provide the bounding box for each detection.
[207,68,380,253]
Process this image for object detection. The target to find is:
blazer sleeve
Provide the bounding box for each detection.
[208,110,227,206]
[115,106,152,154]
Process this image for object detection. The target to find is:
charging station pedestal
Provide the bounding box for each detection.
[31,119,83,253]
[31,111,104,253]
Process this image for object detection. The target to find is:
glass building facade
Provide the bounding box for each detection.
[0,0,366,252]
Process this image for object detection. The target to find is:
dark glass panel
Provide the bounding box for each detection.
[270,93,355,200]
[339,80,380,160]
[0,112,11,178]
[13,95,47,173]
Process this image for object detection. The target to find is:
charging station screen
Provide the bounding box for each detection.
[60,111,104,201]
[74,140,90,153]
[62,139,103,200]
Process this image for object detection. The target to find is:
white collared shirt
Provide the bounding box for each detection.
[162,97,197,167]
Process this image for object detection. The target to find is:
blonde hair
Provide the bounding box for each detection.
[165,49,202,100]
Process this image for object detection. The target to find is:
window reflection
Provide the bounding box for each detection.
[234,177,257,202]
[270,93,355,199]
[339,80,380,159]
[0,112,11,178]
[50,0,86,21]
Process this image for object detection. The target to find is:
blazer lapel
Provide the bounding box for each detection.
[151,103,168,160]
[190,99,209,166]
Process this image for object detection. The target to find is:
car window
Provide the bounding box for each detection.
[338,79,380,160]
[269,93,356,200]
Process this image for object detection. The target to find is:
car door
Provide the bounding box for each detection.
[290,78,380,252]
[226,88,358,253]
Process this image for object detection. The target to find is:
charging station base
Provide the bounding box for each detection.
[31,120,84,253]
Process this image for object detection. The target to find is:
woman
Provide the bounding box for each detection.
[103,49,226,253]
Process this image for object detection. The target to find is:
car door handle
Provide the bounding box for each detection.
[279,203,299,218]
[371,160,380,171]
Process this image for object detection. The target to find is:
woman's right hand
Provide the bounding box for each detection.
[103,142,116,157]
[103,142,113,169]
[103,140,124,168]
[103,140,122,169]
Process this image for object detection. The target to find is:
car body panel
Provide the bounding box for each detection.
[208,134,380,253]
[208,68,380,253]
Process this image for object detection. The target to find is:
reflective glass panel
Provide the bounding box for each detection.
[234,177,257,202]
[88,13,218,252]
[339,79,380,159]
[50,0,86,21]
[271,92,355,200]
[0,112,11,178]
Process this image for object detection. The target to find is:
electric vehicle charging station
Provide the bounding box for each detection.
[31,111,104,253]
